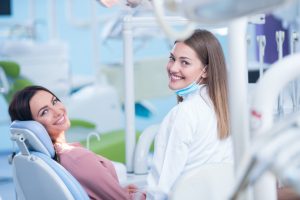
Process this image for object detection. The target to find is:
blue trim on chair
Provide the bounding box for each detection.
[32,152,89,200]
[10,120,55,158]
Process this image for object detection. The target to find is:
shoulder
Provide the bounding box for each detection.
[55,143,96,164]
[164,91,214,126]
[180,91,213,117]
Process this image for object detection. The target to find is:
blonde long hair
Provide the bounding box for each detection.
[177,29,229,139]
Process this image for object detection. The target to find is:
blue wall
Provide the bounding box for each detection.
[0,0,172,76]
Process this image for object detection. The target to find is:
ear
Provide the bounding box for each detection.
[202,67,208,78]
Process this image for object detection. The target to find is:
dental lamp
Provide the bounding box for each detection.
[126,0,293,40]
[171,0,293,23]
[230,112,300,200]
[128,0,293,22]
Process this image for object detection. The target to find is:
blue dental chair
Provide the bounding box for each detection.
[9,120,89,200]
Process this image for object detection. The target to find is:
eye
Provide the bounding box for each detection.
[181,60,190,66]
[52,98,59,105]
[41,109,49,116]
[169,55,175,62]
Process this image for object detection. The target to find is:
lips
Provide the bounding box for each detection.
[169,73,184,81]
[54,115,65,125]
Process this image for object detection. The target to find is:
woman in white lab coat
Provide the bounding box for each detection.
[147,29,233,197]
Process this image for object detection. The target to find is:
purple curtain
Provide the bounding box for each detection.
[255,14,290,64]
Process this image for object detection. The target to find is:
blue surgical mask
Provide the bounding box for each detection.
[175,66,207,97]
[175,81,200,97]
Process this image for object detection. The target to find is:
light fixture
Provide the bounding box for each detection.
[179,0,293,23]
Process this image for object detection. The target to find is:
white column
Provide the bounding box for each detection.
[228,17,252,200]
[228,17,250,170]
[123,15,136,173]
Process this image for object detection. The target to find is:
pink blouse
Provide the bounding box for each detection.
[54,143,144,200]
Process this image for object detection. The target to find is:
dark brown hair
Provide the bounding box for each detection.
[8,85,59,122]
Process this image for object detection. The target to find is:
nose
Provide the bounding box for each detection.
[52,106,62,117]
[168,60,179,72]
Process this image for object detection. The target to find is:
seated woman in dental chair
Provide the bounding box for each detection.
[8,85,145,200]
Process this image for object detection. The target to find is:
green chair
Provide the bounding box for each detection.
[83,130,155,164]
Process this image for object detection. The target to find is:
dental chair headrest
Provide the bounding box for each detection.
[10,120,55,158]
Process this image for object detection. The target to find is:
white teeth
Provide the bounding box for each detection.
[56,116,65,125]
[170,74,182,80]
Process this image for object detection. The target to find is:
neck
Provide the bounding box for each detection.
[54,132,67,144]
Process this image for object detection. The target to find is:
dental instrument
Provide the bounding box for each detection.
[276,31,285,62]
[247,15,266,83]
[256,35,266,79]
[291,31,299,54]
[290,31,299,111]
[276,30,285,118]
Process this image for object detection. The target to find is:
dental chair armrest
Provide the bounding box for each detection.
[134,124,159,175]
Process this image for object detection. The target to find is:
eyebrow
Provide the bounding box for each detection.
[169,53,192,61]
[37,95,56,116]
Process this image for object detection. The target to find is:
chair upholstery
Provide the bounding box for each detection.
[10,120,89,200]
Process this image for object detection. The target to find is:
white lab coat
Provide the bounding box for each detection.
[147,85,233,198]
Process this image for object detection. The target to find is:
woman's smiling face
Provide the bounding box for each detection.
[29,90,70,141]
[167,42,207,90]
